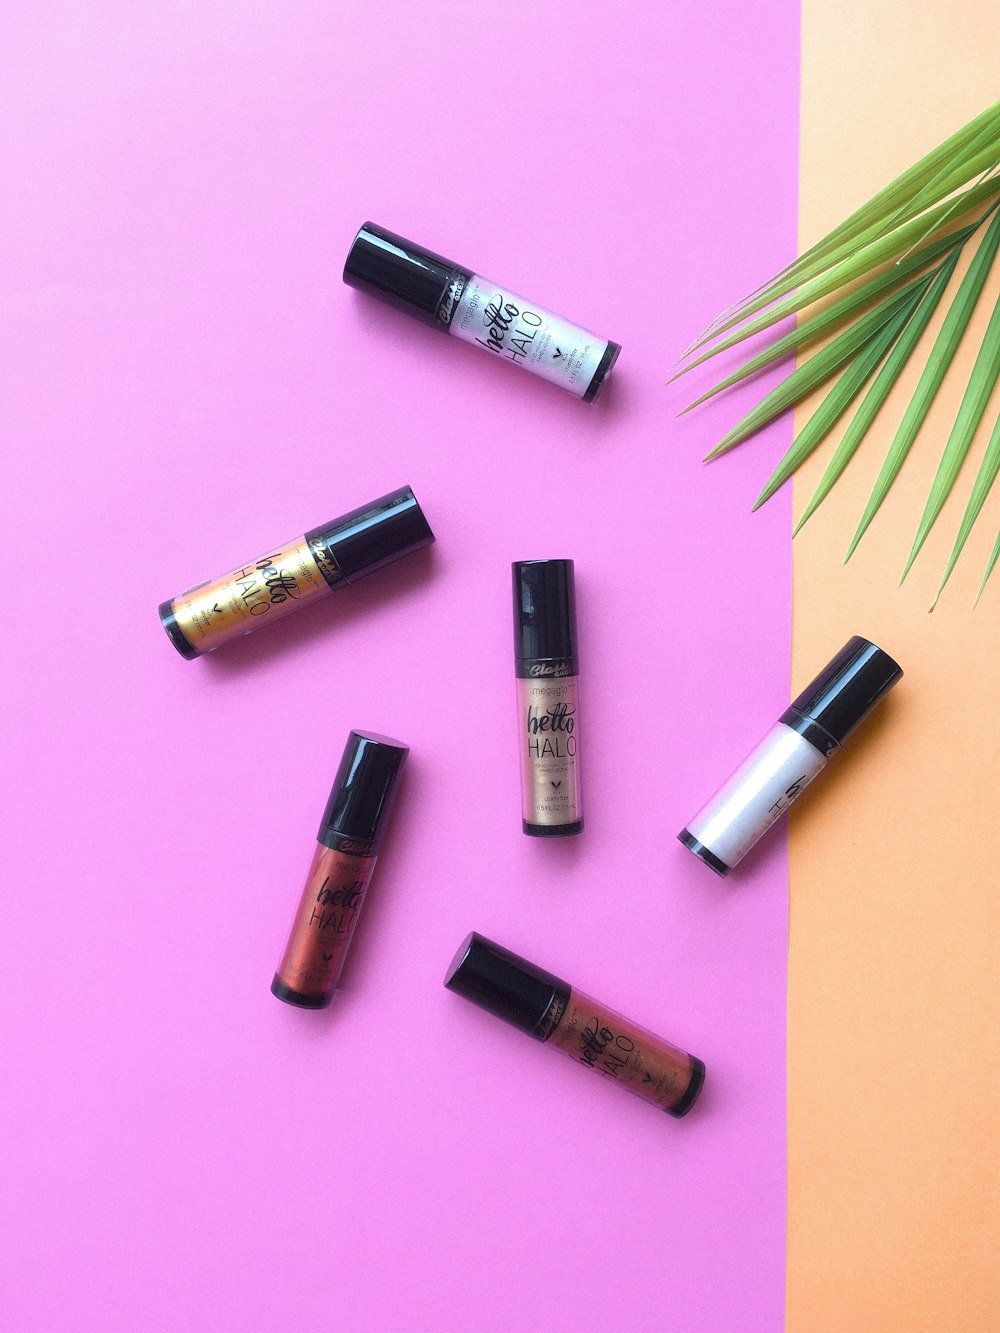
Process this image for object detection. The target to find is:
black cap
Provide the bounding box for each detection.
[318,730,409,850]
[784,635,903,750]
[307,486,434,584]
[444,932,570,1040]
[343,223,467,329]
[512,560,577,664]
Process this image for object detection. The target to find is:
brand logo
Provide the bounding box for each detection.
[579,1019,614,1068]
[256,552,299,605]
[315,877,365,910]
[436,275,466,325]
[578,1019,636,1077]
[234,551,300,618]
[475,294,543,362]
[526,702,575,736]
[334,837,371,856]
[528,661,573,678]
[310,540,342,585]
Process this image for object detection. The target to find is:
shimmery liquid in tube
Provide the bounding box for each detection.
[445,933,705,1119]
[512,560,582,837]
[159,485,434,658]
[678,636,903,876]
[344,223,621,403]
[271,730,408,1009]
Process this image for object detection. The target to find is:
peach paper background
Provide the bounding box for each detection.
[788,3,999,1328]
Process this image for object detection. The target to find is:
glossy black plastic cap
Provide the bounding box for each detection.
[308,485,434,584]
[512,560,577,663]
[343,223,465,329]
[785,635,903,748]
[319,730,409,850]
[444,933,569,1039]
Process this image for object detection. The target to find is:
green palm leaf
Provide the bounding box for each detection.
[847,204,1000,560]
[675,185,999,379]
[794,254,960,534]
[675,223,970,409]
[886,120,1000,237]
[674,97,1000,597]
[901,288,1000,581]
[687,101,1000,353]
[977,531,1000,603]
[752,287,926,510]
[704,273,934,460]
[932,413,1000,606]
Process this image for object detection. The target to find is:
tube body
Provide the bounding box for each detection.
[159,485,434,659]
[681,722,828,874]
[444,933,704,1120]
[512,559,582,837]
[271,729,408,1009]
[448,272,619,401]
[678,635,903,877]
[516,664,582,835]
[541,987,703,1117]
[343,224,620,402]
[160,533,339,658]
[271,833,377,1007]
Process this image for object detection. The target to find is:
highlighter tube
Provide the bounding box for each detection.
[344,223,621,403]
[271,730,408,1008]
[679,636,903,876]
[445,933,705,1118]
[512,560,582,837]
[159,485,434,658]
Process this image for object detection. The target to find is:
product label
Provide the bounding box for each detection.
[516,674,582,828]
[686,722,828,869]
[451,273,608,397]
[273,842,378,999]
[169,534,334,653]
[549,990,697,1114]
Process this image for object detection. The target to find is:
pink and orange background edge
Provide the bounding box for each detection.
[1,4,995,1329]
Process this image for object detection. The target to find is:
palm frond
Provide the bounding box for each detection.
[704,273,934,460]
[901,290,1000,581]
[686,102,1000,353]
[673,97,1000,599]
[847,204,1000,559]
[933,413,1000,606]
[673,223,971,407]
[753,288,927,510]
[796,254,960,535]
[976,531,1000,603]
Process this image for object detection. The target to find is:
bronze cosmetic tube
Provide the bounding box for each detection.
[445,933,705,1118]
[271,730,408,1009]
[513,560,582,837]
[159,485,434,658]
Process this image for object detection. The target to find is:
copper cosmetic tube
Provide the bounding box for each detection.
[445,933,705,1118]
[159,485,433,658]
[271,730,408,1009]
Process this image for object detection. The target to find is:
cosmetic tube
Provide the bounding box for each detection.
[159,485,434,658]
[271,730,408,1008]
[512,560,582,837]
[678,636,903,877]
[344,223,621,402]
[445,933,705,1118]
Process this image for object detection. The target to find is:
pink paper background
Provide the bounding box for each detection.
[1,5,799,1329]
